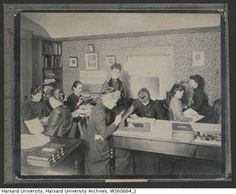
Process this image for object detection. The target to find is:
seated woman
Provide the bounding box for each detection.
[66,81,86,112]
[169,84,192,122]
[21,86,51,149]
[44,89,79,138]
[131,88,164,120]
[86,89,123,175]
[21,85,51,134]
[188,75,212,121]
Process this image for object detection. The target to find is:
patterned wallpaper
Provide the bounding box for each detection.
[62,30,221,105]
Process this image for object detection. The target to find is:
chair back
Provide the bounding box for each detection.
[212,99,221,123]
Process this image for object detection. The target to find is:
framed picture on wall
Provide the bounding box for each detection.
[192,51,205,66]
[106,55,116,66]
[69,57,78,67]
[85,53,98,70]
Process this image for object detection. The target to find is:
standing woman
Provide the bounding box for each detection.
[66,81,85,112]
[101,63,128,113]
[189,75,212,121]
[86,90,122,175]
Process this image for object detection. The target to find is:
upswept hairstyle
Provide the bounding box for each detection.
[111,63,122,70]
[31,86,42,96]
[138,88,151,102]
[170,84,185,97]
[71,80,83,91]
[189,74,205,89]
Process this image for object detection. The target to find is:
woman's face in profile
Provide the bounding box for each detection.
[175,90,184,99]
[189,79,198,89]
[74,84,83,95]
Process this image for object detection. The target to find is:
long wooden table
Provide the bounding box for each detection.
[113,120,222,161]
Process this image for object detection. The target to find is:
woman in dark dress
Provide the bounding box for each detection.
[86,90,122,175]
[131,88,164,120]
[44,89,79,138]
[66,81,85,112]
[21,86,51,134]
[189,75,212,122]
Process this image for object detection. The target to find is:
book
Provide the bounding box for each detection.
[172,123,194,142]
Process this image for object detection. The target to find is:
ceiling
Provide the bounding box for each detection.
[22,13,221,38]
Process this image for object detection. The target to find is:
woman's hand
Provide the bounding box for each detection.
[77,96,84,106]
[95,134,104,141]
[40,116,49,125]
[72,111,79,118]
[130,114,139,119]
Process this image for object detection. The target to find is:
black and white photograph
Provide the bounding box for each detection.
[3,3,231,185]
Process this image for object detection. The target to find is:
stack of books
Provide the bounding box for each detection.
[44,72,56,84]
[26,143,66,168]
[172,123,194,142]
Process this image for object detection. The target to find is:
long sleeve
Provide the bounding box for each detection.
[191,89,204,111]
[170,98,192,122]
[94,111,117,139]
[101,80,109,92]
[45,109,61,136]
[154,100,164,119]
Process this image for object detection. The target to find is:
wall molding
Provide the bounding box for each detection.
[54,26,220,42]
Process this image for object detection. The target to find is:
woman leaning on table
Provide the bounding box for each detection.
[85,89,123,175]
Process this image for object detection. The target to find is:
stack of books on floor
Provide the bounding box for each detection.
[26,143,66,167]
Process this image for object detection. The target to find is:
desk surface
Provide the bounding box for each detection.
[21,137,83,176]
[113,120,222,161]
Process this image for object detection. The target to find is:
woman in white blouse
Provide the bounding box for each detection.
[169,84,192,122]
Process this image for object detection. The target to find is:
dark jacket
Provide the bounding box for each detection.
[44,105,77,138]
[66,92,87,112]
[132,99,164,119]
[21,100,51,134]
[190,88,212,117]
[86,102,117,175]
[101,78,128,110]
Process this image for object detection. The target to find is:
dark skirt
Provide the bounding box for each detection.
[86,139,110,175]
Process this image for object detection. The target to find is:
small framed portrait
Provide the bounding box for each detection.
[106,56,116,66]
[69,57,78,68]
[88,44,95,52]
[85,53,98,70]
[192,51,205,66]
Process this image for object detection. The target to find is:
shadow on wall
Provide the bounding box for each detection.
[123,71,160,100]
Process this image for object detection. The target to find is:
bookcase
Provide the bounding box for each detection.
[42,40,63,89]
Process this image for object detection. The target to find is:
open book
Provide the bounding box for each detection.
[183,108,204,123]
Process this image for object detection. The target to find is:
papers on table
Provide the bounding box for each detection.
[183,108,204,123]
[24,118,45,135]
[21,134,50,150]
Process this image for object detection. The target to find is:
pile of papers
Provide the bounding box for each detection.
[183,108,204,123]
